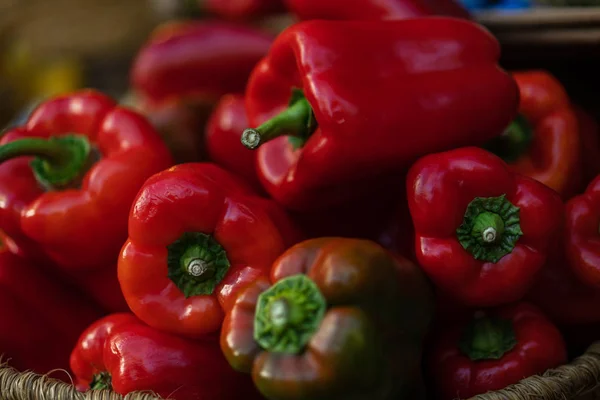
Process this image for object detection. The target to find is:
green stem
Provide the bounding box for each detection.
[0,134,93,190]
[241,88,317,150]
[89,371,112,391]
[254,274,327,354]
[459,313,517,361]
[166,232,230,298]
[484,114,533,163]
[456,195,523,263]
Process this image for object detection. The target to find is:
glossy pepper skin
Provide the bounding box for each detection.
[119,162,300,339]
[243,18,519,211]
[564,174,600,288]
[221,238,435,400]
[71,314,262,400]
[205,94,262,190]
[0,90,173,271]
[202,0,286,20]
[131,21,273,106]
[70,313,139,391]
[484,70,582,199]
[0,248,102,376]
[429,302,567,400]
[407,147,563,307]
[284,0,470,21]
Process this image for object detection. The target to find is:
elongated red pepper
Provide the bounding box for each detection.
[202,0,286,20]
[0,90,173,271]
[0,247,102,376]
[284,0,470,21]
[71,314,262,399]
[430,303,567,400]
[242,18,519,211]
[131,21,273,106]
[119,162,300,338]
[205,94,262,190]
[564,174,600,288]
[484,71,583,199]
[407,147,563,306]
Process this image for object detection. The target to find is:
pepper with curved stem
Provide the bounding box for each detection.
[430,303,567,400]
[408,147,563,307]
[119,162,301,338]
[221,238,435,399]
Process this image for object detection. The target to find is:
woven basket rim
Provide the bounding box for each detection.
[1,342,600,399]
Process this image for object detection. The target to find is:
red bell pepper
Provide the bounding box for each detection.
[0,247,102,376]
[574,106,600,189]
[119,162,300,339]
[407,147,563,307]
[131,21,273,106]
[284,0,470,21]
[429,302,567,400]
[71,314,262,399]
[564,174,600,288]
[202,0,286,20]
[205,94,262,190]
[242,18,519,211]
[484,70,583,199]
[0,90,173,271]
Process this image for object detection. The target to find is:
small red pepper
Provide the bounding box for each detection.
[71,314,262,399]
[119,162,300,338]
[284,0,470,21]
[0,247,102,376]
[564,174,600,288]
[205,94,261,190]
[429,302,567,400]
[407,147,563,307]
[201,0,286,20]
[484,70,583,199]
[242,18,519,211]
[131,21,273,106]
[0,90,173,271]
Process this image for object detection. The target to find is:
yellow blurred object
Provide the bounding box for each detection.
[33,57,84,99]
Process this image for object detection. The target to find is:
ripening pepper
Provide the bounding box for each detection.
[429,302,567,400]
[484,71,583,199]
[407,147,563,307]
[242,18,519,211]
[284,0,470,21]
[0,90,173,271]
[71,314,262,399]
[131,21,273,106]
[201,0,286,20]
[0,247,102,376]
[564,174,600,288]
[119,162,300,339]
[220,237,435,400]
[205,94,262,190]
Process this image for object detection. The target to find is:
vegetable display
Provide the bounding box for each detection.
[1,5,598,400]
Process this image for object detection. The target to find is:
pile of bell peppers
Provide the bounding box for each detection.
[2,1,600,399]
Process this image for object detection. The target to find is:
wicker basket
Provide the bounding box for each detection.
[1,342,600,400]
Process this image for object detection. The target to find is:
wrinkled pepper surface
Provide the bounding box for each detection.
[205,94,262,190]
[284,0,470,21]
[242,18,519,211]
[202,0,286,20]
[564,174,600,288]
[71,314,262,399]
[131,21,273,106]
[430,302,567,399]
[407,147,563,306]
[221,237,435,400]
[485,70,582,199]
[0,90,173,270]
[0,247,102,376]
[119,163,300,338]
